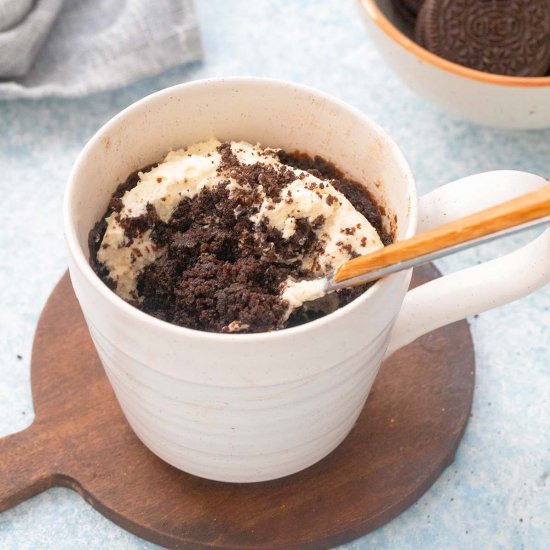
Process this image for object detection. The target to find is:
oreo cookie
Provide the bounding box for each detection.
[414,1,429,48]
[415,0,550,76]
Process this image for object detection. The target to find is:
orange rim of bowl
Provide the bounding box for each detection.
[359,0,550,88]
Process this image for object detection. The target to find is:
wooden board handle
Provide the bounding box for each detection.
[335,185,550,283]
[0,424,54,512]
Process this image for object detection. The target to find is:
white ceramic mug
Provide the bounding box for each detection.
[64,78,550,482]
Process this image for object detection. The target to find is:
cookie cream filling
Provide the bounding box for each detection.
[97,138,384,308]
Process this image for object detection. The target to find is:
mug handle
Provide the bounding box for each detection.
[386,170,550,356]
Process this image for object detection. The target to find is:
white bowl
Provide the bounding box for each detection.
[359,0,550,129]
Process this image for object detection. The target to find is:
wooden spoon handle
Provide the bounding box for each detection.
[335,185,550,284]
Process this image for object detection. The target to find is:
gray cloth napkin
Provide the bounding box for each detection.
[0,0,202,99]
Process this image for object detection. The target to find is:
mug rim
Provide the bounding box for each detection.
[359,0,550,88]
[64,76,418,343]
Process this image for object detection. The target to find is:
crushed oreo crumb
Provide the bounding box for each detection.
[89,146,392,333]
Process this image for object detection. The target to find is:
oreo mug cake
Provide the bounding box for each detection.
[65,78,550,482]
[89,138,392,333]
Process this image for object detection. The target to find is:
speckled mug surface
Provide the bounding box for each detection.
[64,77,550,482]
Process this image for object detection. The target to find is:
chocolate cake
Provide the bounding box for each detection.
[89,142,392,333]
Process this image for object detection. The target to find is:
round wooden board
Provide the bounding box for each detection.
[0,264,475,549]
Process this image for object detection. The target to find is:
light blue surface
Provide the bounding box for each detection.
[1,1,549,548]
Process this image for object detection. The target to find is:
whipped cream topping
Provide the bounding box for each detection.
[97,138,384,309]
